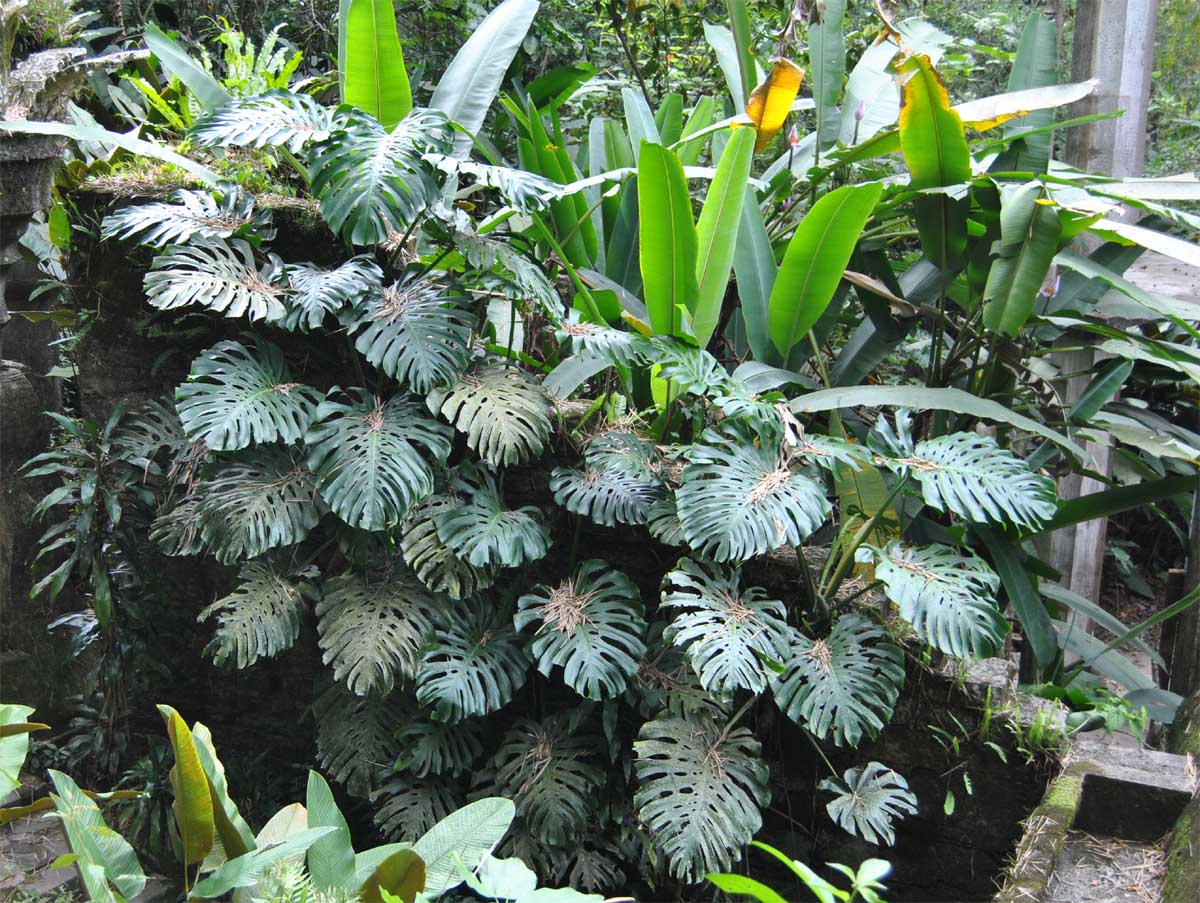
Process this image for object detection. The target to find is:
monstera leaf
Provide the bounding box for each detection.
[661,558,796,694]
[433,464,551,568]
[317,569,440,696]
[417,599,529,722]
[102,186,270,247]
[550,430,664,527]
[195,448,321,564]
[190,91,336,152]
[676,421,831,561]
[515,560,647,701]
[281,256,382,331]
[372,775,463,841]
[344,275,473,392]
[395,717,485,778]
[819,762,917,846]
[308,108,452,245]
[772,612,904,747]
[646,495,687,546]
[145,238,288,321]
[314,685,402,796]
[487,717,605,847]
[861,542,1007,659]
[428,366,554,468]
[633,710,770,882]
[306,389,452,531]
[400,495,497,599]
[199,562,319,668]
[176,338,320,451]
[554,316,654,368]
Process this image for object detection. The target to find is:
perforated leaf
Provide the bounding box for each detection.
[819,762,917,846]
[195,448,320,564]
[395,717,485,778]
[314,685,402,796]
[281,256,382,331]
[102,187,270,247]
[345,275,473,393]
[676,421,830,562]
[861,541,1007,659]
[661,558,796,694]
[489,716,605,846]
[308,108,452,245]
[424,154,561,211]
[515,560,647,701]
[400,495,497,599]
[554,316,654,368]
[191,91,335,152]
[549,466,663,527]
[176,338,320,451]
[646,495,686,546]
[317,568,440,696]
[433,463,551,568]
[198,562,318,668]
[772,612,904,747]
[633,710,769,882]
[417,598,529,722]
[372,775,463,841]
[145,238,287,321]
[114,398,190,472]
[306,389,451,531]
[428,366,554,468]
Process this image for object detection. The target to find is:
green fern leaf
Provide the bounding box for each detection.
[102,186,271,247]
[454,230,559,313]
[308,108,451,245]
[433,463,551,568]
[317,568,440,696]
[676,421,830,562]
[314,684,402,797]
[344,275,473,393]
[633,710,769,882]
[281,256,382,331]
[305,389,452,531]
[818,762,917,846]
[400,495,497,599]
[145,238,288,321]
[661,558,796,694]
[654,341,732,398]
[772,612,904,747]
[515,560,647,701]
[198,562,318,668]
[372,775,463,841]
[176,338,320,451]
[428,366,554,468]
[416,598,529,722]
[860,542,1007,659]
[395,717,485,778]
[195,448,321,564]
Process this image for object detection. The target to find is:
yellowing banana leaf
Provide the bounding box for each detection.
[194,723,256,862]
[157,705,215,866]
[359,848,426,903]
[0,721,49,738]
[746,58,804,153]
[343,0,412,130]
[638,141,698,337]
[1,790,142,826]
[955,79,1098,132]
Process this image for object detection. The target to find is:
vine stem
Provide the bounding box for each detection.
[528,211,606,325]
[819,473,910,600]
[802,729,839,779]
[715,694,758,748]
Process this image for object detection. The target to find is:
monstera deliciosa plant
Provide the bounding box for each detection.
[11,0,1200,894]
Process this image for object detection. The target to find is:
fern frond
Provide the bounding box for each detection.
[145,238,287,322]
[819,762,917,846]
[198,561,318,668]
[191,90,335,152]
[428,366,554,468]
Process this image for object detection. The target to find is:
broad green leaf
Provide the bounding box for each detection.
[144,23,230,112]
[678,96,716,166]
[655,92,684,146]
[958,80,1098,133]
[307,771,356,892]
[1040,583,1163,668]
[746,58,804,153]
[819,762,916,845]
[1,704,37,799]
[692,128,753,346]
[1092,218,1200,270]
[973,527,1057,669]
[809,0,847,150]
[733,194,776,362]
[1033,474,1195,535]
[49,770,146,902]
[157,705,215,865]
[192,723,255,861]
[1068,358,1133,424]
[838,39,901,146]
[343,0,412,129]
[430,0,540,157]
[982,185,1062,336]
[993,13,1058,173]
[703,21,749,110]
[412,797,515,898]
[360,848,425,903]
[706,873,789,903]
[638,142,698,337]
[769,182,883,357]
[191,827,336,898]
[623,87,660,160]
[724,0,758,110]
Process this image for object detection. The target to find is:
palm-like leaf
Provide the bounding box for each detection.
[488,716,605,846]
[372,775,463,841]
[772,612,904,747]
[416,598,529,722]
[314,685,402,796]
[515,560,647,701]
[344,275,473,393]
[433,463,551,568]
[308,108,452,245]
[676,421,830,562]
[661,558,796,694]
[195,448,321,564]
[281,256,382,332]
[190,91,335,153]
[818,762,917,846]
[198,562,318,668]
[102,186,270,247]
[400,495,497,599]
[861,541,1007,659]
[428,366,554,468]
[176,338,320,451]
[395,717,485,778]
[317,568,440,696]
[306,389,452,531]
[145,238,288,322]
[633,710,770,882]
[654,341,732,398]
